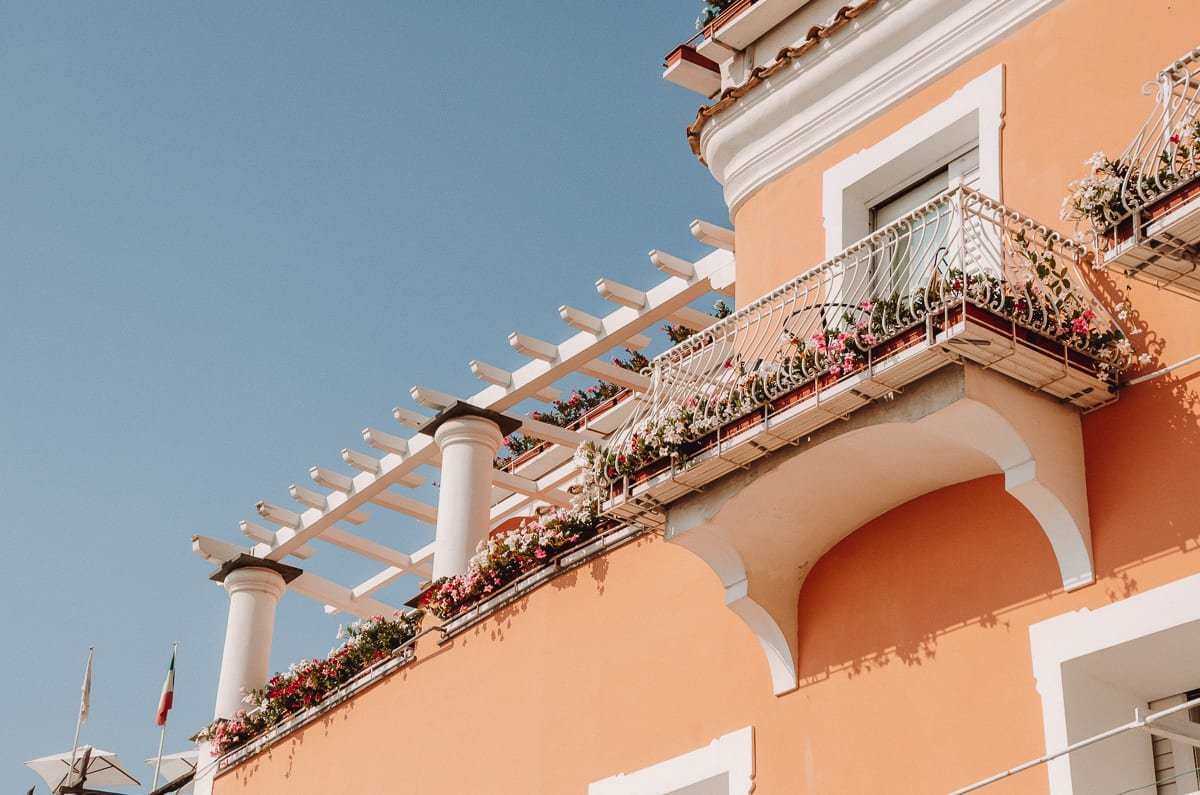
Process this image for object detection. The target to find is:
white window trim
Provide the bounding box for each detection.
[588,726,754,795]
[822,64,1004,258]
[1029,572,1200,795]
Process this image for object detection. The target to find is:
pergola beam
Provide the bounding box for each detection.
[649,249,695,279]
[290,571,398,620]
[347,542,436,603]
[491,469,574,508]
[690,219,736,251]
[202,247,736,596]
[369,489,438,524]
[578,359,650,391]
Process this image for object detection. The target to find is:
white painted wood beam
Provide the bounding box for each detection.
[465,252,731,413]
[668,305,715,330]
[624,332,653,350]
[239,521,316,559]
[289,484,327,511]
[596,278,647,309]
[369,489,437,524]
[222,248,737,567]
[392,406,430,430]
[532,386,563,403]
[559,305,603,334]
[347,542,436,601]
[310,466,353,493]
[290,571,396,620]
[410,385,457,411]
[342,448,381,473]
[257,501,301,529]
[509,332,559,362]
[470,360,512,387]
[362,427,408,456]
[192,534,269,564]
[577,359,650,391]
[690,219,736,251]
[518,417,600,447]
[490,470,573,507]
[263,434,439,561]
[320,527,413,569]
[649,249,695,279]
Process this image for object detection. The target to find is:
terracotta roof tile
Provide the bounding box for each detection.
[686,0,878,161]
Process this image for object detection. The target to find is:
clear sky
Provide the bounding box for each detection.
[0,2,730,791]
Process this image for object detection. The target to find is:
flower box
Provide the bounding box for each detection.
[663,43,721,97]
[700,0,755,38]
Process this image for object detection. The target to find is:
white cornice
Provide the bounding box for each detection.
[700,0,1061,217]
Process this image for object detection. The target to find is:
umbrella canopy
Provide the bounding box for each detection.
[143,750,197,793]
[25,746,141,790]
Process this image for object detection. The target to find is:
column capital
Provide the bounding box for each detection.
[210,554,301,600]
[417,401,522,441]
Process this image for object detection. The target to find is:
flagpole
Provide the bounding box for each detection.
[67,646,94,787]
[151,722,167,791]
[152,641,178,791]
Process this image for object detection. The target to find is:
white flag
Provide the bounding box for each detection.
[79,647,93,723]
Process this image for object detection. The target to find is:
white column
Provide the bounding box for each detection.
[212,566,286,718]
[431,415,504,579]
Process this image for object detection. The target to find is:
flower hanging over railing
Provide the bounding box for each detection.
[418,507,600,619]
[1062,45,1200,238]
[197,611,423,756]
[580,187,1132,497]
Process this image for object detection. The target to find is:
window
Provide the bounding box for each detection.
[823,66,1001,258]
[1029,573,1200,795]
[588,727,753,795]
[863,148,980,298]
[1149,690,1200,795]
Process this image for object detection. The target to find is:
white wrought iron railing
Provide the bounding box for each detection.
[581,187,1130,491]
[1065,44,1200,236]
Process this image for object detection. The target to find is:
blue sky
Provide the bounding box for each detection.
[0,2,729,791]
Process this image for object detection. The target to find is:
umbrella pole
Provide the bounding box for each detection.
[66,647,94,790]
[151,724,166,791]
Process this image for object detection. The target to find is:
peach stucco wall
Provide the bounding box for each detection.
[214,1,1200,793]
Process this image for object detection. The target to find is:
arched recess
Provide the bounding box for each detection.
[664,364,1093,695]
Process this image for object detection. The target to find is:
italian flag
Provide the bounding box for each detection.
[155,650,175,727]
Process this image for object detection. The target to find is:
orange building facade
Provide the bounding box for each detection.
[193,2,1200,793]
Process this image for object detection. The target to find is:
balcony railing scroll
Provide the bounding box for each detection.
[1064,43,1200,293]
[579,188,1131,502]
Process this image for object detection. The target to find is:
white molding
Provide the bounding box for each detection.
[822,65,1004,256]
[1029,573,1200,794]
[589,726,754,795]
[699,0,1059,217]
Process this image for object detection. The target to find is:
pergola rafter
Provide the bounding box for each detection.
[194,233,735,616]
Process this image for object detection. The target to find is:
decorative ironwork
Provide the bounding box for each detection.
[583,187,1130,496]
[1063,44,1200,294]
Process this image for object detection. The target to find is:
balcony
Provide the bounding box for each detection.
[585,187,1128,520]
[1064,43,1200,297]
[579,187,1132,694]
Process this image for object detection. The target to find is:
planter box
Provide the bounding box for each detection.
[663,44,721,97]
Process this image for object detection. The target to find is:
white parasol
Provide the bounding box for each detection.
[143,750,197,793]
[24,746,141,791]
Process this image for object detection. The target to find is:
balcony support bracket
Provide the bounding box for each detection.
[662,364,1094,697]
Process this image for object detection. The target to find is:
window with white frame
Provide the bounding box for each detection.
[588,727,753,795]
[1149,690,1200,795]
[823,66,1002,259]
[865,146,980,297]
[1030,573,1200,795]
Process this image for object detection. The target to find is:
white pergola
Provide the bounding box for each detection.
[193,222,736,620]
